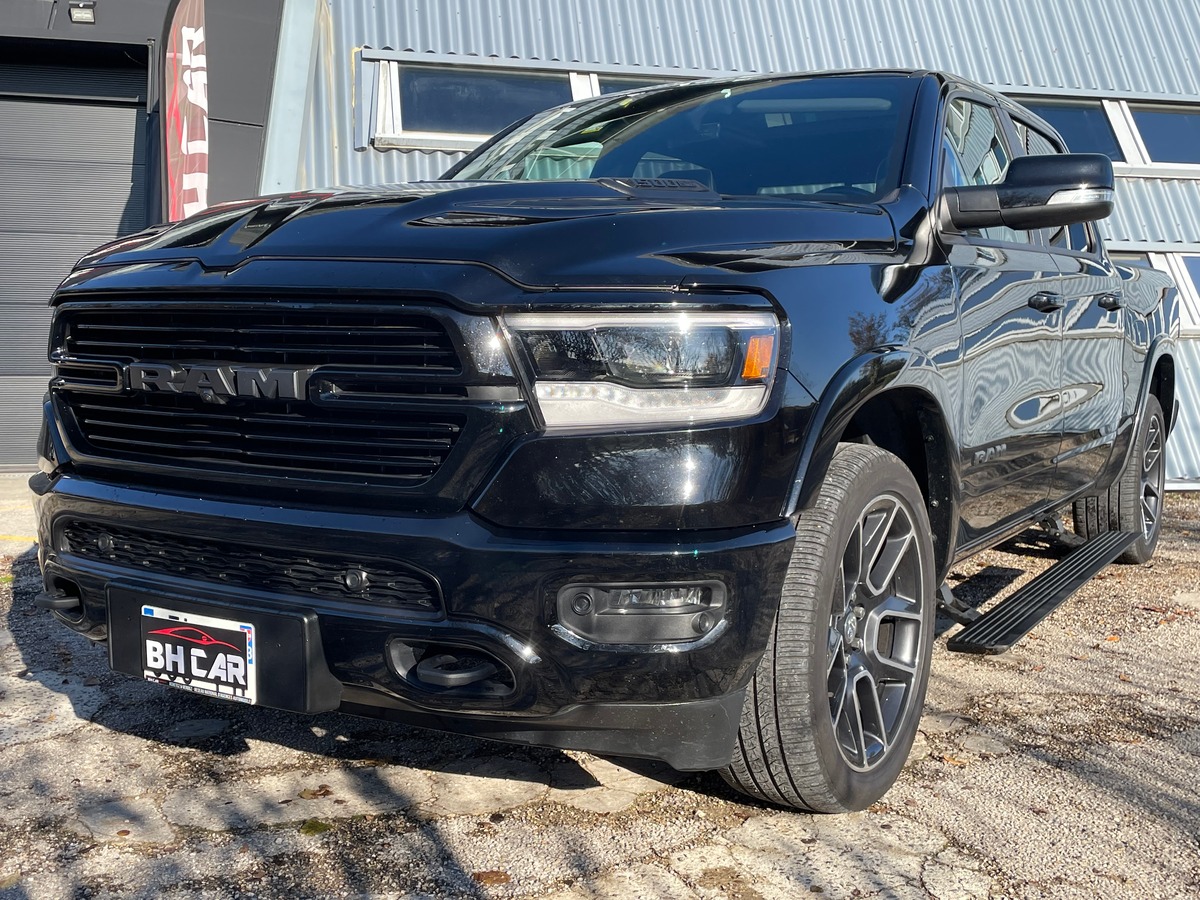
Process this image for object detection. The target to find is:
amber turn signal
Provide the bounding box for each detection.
[741,334,775,381]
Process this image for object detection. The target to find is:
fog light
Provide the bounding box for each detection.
[609,586,706,610]
[555,580,727,647]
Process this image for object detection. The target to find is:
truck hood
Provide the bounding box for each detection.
[77,180,898,289]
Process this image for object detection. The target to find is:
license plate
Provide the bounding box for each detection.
[140,605,257,705]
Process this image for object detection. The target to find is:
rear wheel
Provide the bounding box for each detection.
[1072,394,1166,564]
[721,443,935,812]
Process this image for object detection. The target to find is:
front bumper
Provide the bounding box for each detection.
[32,473,794,770]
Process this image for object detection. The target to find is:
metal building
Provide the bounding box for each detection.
[257,0,1200,487]
[0,0,283,471]
[4,0,1197,487]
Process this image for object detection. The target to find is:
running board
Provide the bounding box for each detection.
[947,530,1139,654]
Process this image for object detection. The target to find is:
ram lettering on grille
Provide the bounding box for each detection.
[127,363,316,400]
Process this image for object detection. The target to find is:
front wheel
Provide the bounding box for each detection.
[721,443,935,812]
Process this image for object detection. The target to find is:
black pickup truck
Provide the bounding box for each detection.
[32,69,1178,812]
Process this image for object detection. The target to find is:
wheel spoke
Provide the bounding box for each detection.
[827,625,845,673]
[1142,483,1161,535]
[865,639,919,680]
[859,503,898,592]
[1140,414,1164,539]
[863,504,916,597]
[852,667,888,761]
[828,655,848,724]
[848,676,871,767]
[1143,422,1162,472]
[841,522,862,614]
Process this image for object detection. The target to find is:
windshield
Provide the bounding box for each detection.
[449,74,919,202]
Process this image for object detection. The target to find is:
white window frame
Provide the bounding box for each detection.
[362,53,684,153]
[1163,253,1200,335]
[1007,91,1200,179]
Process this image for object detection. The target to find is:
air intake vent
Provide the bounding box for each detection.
[61,520,442,615]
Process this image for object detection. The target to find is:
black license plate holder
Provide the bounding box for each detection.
[107,586,342,713]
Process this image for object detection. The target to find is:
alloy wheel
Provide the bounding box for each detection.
[827,494,926,772]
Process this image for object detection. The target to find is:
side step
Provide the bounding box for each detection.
[947,530,1139,654]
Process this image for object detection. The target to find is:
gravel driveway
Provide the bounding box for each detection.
[1,485,1197,900]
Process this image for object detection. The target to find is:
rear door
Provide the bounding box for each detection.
[1018,123,1127,499]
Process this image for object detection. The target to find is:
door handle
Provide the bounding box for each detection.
[1028,291,1065,313]
[1096,292,1123,311]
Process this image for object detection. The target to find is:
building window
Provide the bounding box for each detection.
[1110,252,1153,268]
[598,76,674,94]
[1015,99,1124,161]
[1129,105,1200,164]
[372,62,573,150]
[1182,256,1200,294]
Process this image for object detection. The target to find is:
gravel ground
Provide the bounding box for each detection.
[1,487,1197,900]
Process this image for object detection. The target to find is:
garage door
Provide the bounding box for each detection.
[0,70,148,469]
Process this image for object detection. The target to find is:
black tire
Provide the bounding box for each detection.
[1072,395,1166,565]
[720,443,936,812]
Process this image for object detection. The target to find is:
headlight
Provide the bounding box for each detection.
[505,311,779,427]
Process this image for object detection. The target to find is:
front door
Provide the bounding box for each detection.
[952,241,1064,544]
[939,96,1064,546]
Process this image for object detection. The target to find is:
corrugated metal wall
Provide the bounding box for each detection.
[1169,340,1200,482]
[316,0,1200,94]
[276,0,1200,485]
[289,0,1200,193]
[1106,179,1200,249]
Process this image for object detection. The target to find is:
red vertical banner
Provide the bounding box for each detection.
[165,0,209,221]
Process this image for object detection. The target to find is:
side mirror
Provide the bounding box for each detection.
[943,153,1114,231]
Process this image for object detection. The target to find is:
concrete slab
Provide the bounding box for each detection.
[0,471,37,558]
[160,764,435,830]
[421,757,549,816]
[68,796,177,845]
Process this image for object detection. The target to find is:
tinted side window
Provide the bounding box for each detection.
[942,98,1026,243]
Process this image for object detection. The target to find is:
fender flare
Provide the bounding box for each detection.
[781,348,955,518]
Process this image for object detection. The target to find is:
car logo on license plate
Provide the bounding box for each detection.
[141,606,257,705]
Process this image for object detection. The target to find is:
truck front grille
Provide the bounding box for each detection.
[61,520,442,615]
[52,304,470,485]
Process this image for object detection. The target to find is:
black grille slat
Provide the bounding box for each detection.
[71,394,462,481]
[73,342,452,361]
[56,305,470,483]
[65,309,460,370]
[61,520,442,614]
[75,403,458,441]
